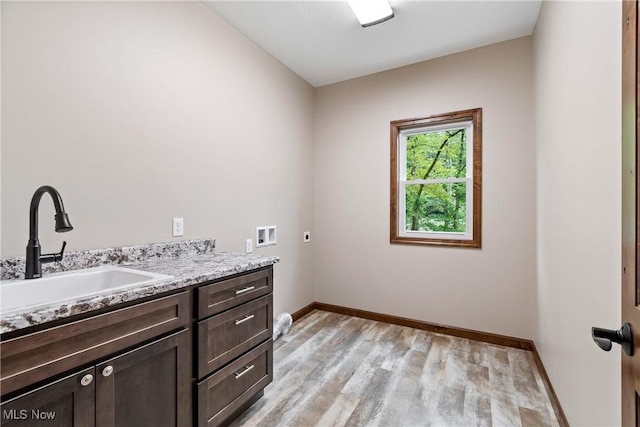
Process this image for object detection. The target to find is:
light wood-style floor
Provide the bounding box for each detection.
[230,310,559,427]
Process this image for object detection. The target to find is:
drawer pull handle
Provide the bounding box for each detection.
[235,286,255,295]
[234,364,255,379]
[80,374,93,387]
[235,314,255,325]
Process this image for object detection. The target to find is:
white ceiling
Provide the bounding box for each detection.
[203,0,542,87]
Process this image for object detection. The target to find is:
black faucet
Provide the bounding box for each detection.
[25,186,73,279]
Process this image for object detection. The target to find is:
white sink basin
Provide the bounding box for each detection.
[0,266,173,316]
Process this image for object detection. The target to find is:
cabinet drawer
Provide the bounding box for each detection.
[197,268,272,320]
[197,294,272,378]
[1,292,189,396]
[197,339,273,427]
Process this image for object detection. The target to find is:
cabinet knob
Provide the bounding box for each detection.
[102,365,114,377]
[80,374,93,386]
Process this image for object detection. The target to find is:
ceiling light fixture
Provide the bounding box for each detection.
[347,0,394,28]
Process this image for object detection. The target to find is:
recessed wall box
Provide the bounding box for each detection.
[256,226,277,247]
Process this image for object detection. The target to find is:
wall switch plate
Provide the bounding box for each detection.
[303,231,311,242]
[172,218,184,237]
[245,239,253,253]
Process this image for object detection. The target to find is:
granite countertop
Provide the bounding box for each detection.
[0,239,279,334]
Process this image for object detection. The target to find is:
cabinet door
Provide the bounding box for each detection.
[1,367,95,427]
[95,329,190,427]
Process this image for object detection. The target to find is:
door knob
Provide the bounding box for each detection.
[592,322,634,356]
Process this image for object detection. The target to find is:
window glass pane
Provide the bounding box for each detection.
[405,128,467,180]
[405,182,467,232]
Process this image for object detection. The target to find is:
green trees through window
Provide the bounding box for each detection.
[405,129,467,232]
[390,108,482,248]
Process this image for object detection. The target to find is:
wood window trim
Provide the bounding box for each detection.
[390,108,482,248]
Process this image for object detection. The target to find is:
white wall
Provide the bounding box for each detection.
[313,37,536,339]
[1,3,625,423]
[534,2,621,425]
[0,1,315,317]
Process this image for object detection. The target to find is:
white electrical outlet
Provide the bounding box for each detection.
[245,239,253,253]
[172,218,184,237]
[303,231,311,242]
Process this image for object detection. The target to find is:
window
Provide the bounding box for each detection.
[390,108,482,247]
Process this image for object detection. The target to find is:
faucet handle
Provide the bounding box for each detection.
[40,241,67,264]
[56,241,67,262]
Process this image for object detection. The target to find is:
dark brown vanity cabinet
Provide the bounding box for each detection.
[1,293,191,426]
[195,268,274,427]
[0,266,275,427]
